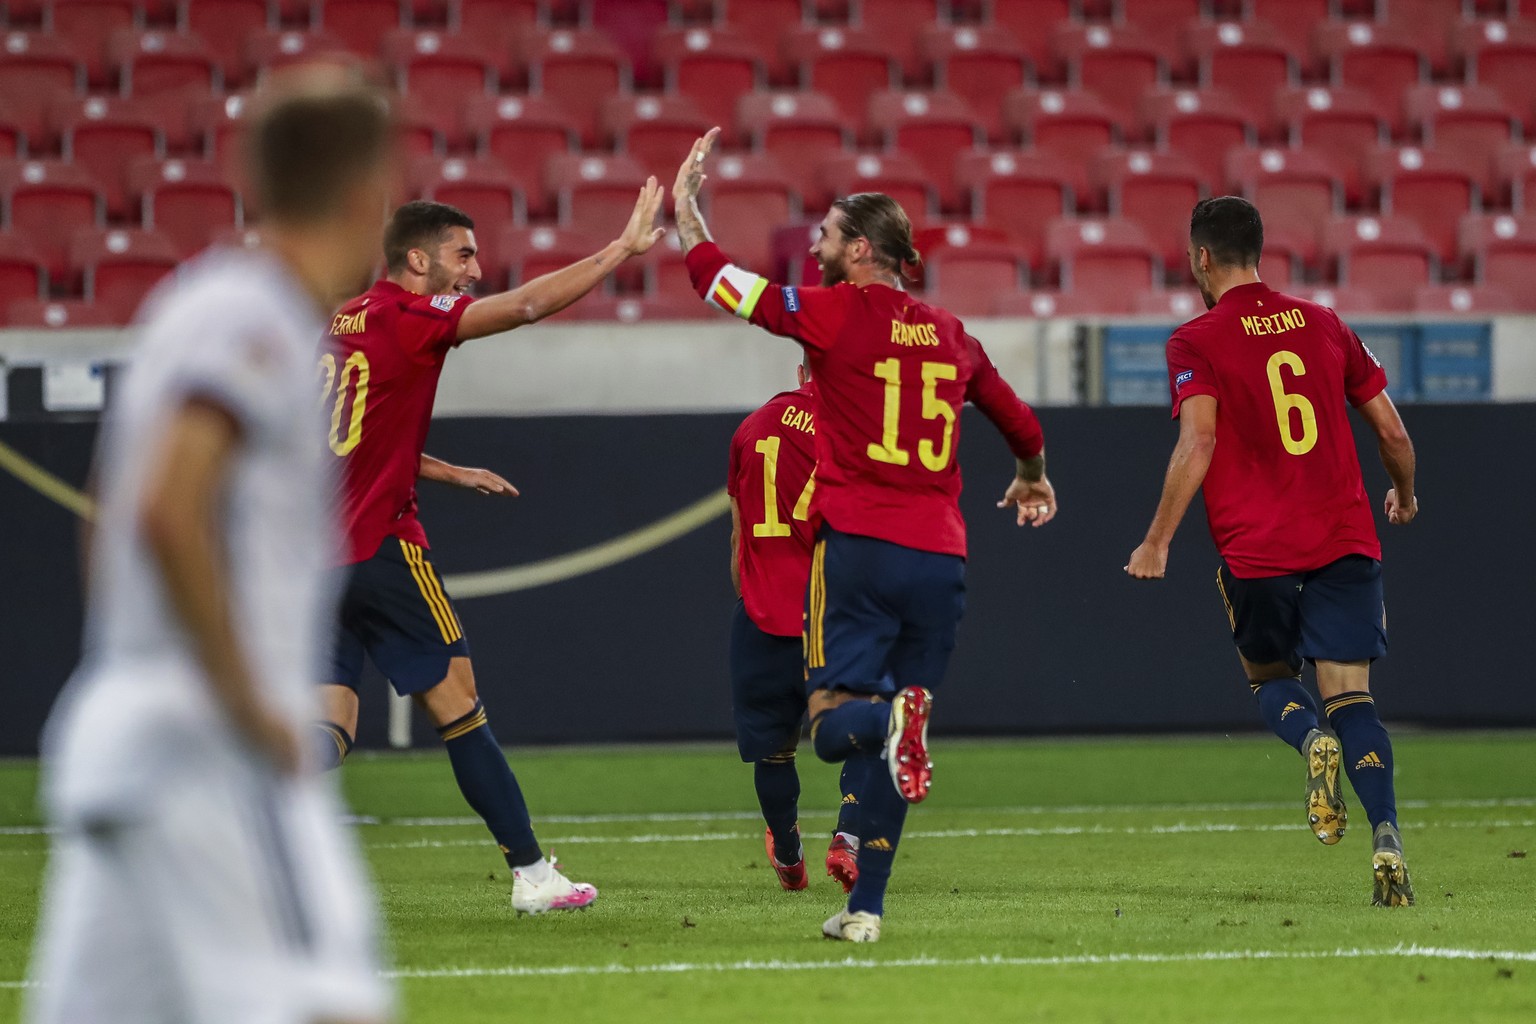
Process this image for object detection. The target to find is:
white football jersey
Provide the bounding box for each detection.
[48,247,337,818]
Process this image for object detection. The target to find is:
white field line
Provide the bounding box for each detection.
[361,818,1536,852]
[4,943,1534,990]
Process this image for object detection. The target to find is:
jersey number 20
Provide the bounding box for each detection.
[318,351,370,456]
[1266,350,1318,456]
[867,358,958,471]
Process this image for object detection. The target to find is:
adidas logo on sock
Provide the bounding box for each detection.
[864,837,892,851]
[1356,752,1385,769]
[841,793,858,805]
[1280,702,1304,720]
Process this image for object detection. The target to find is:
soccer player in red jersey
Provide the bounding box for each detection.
[675,129,1057,941]
[316,184,666,914]
[1126,197,1418,907]
[728,366,864,894]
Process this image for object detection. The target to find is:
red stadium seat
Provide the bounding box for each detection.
[463,93,577,219]
[45,0,140,88]
[409,155,525,243]
[53,95,163,219]
[738,91,851,205]
[393,92,448,156]
[1313,20,1425,124]
[1093,149,1207,270]
[919,24,1030,144]
[1134,288,1204,322]
[770,219,821,285]
[1403,84,1520,199]
[0,232,47,308]
[1274,85,1390,205]
[816,150,937,220]
[71,226,179,307]
[703,151,799,273]
[654,27,767,147]
[1053,22,1168,123]
[586,0,669,88]
[782,25,899,130]
[1459,211,1536,299]
[112,29,218,96]
[315,0,407,57]
[1454,18,1536,108]
[384,29,499,103]
[866,90,981,212]
[924,239,1030,314]
[955,149,1071,261]
[1138,88,1254,170]
[450,0,542,52]
[1243,0,1331,58]
[1002,87,1122,204]
[522,27,630,147]
[851,0,943,77]
[1256,223,1306,290]
[128,156,241,256]
[1285,285,1385,314]
[1373,0,1463,75]
[1412,283,1524,314]
[7,297,135,326]
[497,223,618,291]
[720,0,810,81]
[546,151,648,238]
[188,92,251,166]
[0,33,86,143]
[1183,20,1294,133]
[243,30,351,83]
[1366,146,1479,265]
[1116,0,1208,54]
[1322,214,1436,309]
[988,0,1074,81]
[1225,147,1345,263]
[0,159,105,286]
[1494,143,1536,210]
[638,233,695,300]
[179,0,272,88]
[992,288,1125,317]
[1046,216,1159,310]
[0,101,24,159]
[601,94,712,173]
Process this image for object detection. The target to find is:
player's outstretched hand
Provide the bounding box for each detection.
[673,127,721,205]
[452,466,519,496]
[997,475,1057,527]
[1124,542,1167,579]
[1385,487,1417,525]
[618,176,667,256]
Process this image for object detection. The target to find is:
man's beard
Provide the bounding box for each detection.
[819,254,848,287]
[426,261,457,296]
[1199,284,1216,310]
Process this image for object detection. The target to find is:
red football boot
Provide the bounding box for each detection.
[886,686,934,803]
[765,827,807,891]
[825,834,858,894]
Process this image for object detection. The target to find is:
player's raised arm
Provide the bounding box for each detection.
[455,178,666,342]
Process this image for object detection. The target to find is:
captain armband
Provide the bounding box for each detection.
[705,264,769,321]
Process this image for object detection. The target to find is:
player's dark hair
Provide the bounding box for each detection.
[246,67,394,225]
[383,200,476,274]
[1189,196,1264,268]
[832,192,923,280]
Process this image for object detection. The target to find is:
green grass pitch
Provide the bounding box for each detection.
[1,732,1533,1022]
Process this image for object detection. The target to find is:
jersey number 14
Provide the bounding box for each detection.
[753,435,815,538]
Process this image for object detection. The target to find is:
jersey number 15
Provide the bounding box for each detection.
[867,358,958,472]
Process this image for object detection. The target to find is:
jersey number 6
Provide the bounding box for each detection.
[318,351,370,457]
[1266,350,1318,456]
[867,358,958,472]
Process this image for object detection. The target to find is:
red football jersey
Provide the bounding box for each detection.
[1167,282,1388,578]
[729,383,819,637]
[688,242,1044,557]
[322,279,473,565]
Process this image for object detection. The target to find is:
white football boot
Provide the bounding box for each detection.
[822,908,881,943]
[511,854,598,915]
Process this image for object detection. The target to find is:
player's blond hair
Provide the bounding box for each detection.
[832,193,923,281]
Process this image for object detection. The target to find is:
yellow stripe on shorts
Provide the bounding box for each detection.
[808,539,827,669]
[400,540,462,644]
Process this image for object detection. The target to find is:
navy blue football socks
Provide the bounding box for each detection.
[846,749,907,917]
[1253,678,1321,753]
[437,700,543,869]
[312,720,353,770]
[835,758,866,838]
[754,752,802,864]
[1325,691,1398,830]
[811,698,890,763]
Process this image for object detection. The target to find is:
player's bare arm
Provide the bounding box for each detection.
[996,453,1058,527]
[728,495,742,596]
[419,453,519,496]
[1126,394,1218,579]
[672,127,722,254]
[455,178,666,341]
[138,399,300,773]
[1355,391,1418,525]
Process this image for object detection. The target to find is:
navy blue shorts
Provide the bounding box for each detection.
[804,525,966,697]
[1216,554,1387,672]
[332,537,471,696]
[729,601,807,763]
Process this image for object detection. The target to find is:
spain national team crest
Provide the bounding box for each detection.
[431,294,461,312]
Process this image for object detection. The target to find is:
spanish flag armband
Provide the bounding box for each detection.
[705,264,769,320]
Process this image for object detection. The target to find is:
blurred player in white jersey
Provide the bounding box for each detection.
[27,68,398,1024]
